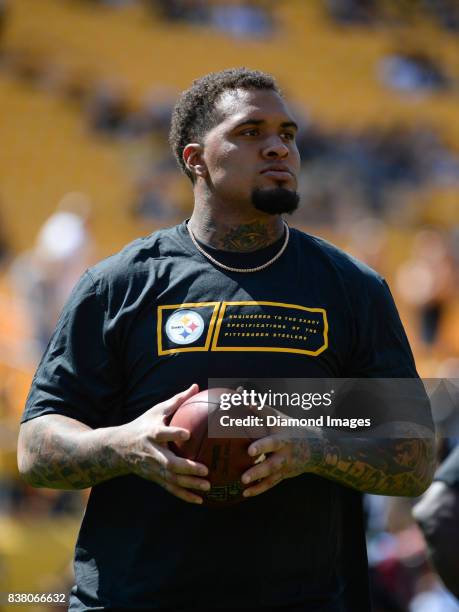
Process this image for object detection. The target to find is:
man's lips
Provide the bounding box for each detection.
[260,166,294,180]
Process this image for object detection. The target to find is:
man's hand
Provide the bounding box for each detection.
[18,384,210,504]
[241,433,315,498]
[241,420,435,499]
[239,398,317,498]
[116,384,210,504]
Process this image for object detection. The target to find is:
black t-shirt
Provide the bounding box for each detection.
[22,222,420,611]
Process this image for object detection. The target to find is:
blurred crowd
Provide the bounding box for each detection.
[366,494,458,612]
[327,0,457,96]
[148,0,274,38]
[73,0,275,38]
[326,0,459,31]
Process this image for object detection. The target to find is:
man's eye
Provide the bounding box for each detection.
[282,132,295,141]
[241,129,259,136]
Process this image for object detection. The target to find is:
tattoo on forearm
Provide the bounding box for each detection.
[21,419,124,490]
[317,438,433,496]
[296,425,435,496]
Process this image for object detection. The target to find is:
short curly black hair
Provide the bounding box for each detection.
[169,67,281,182]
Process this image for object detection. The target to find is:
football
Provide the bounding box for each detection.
[169,388,267,507]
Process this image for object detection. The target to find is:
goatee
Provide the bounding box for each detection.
[251,187,300,215]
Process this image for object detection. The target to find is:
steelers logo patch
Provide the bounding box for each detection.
[165,310,205,345]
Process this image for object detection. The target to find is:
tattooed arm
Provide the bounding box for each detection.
[18,414,123,490]
[17,385,210,504]
[305,423,435,496]
[241,422,436,498]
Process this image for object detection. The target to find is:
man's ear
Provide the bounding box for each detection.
[183,144,207,179]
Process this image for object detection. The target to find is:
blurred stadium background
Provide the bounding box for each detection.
[0,0,458,610]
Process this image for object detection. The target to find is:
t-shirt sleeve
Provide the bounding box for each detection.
[21,271,122,429]
[345,274,434,430]
[349,275,417,377]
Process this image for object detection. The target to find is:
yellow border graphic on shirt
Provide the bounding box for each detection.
[157,302,220,355]
[210,301,328,356]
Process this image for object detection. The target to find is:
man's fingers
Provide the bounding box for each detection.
[248,435,286,457]
[154,426,190,443]
[157,477,204,505]
[247,401,284,421]
[243,473,284,498]
[158,446,208,477]
[159,384,200,418]
[241,452,285,485]
[164,472,211,491]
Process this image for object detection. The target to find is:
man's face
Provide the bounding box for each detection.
[200,88,301,214]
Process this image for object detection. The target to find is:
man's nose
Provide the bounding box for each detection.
[262,137,289,158]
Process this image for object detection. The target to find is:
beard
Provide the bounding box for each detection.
[251,186,300,215]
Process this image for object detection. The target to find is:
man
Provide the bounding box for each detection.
[413,444,459,599]
[18,68,435,611]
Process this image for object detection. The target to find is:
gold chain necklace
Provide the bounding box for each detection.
[187,221,290,273]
